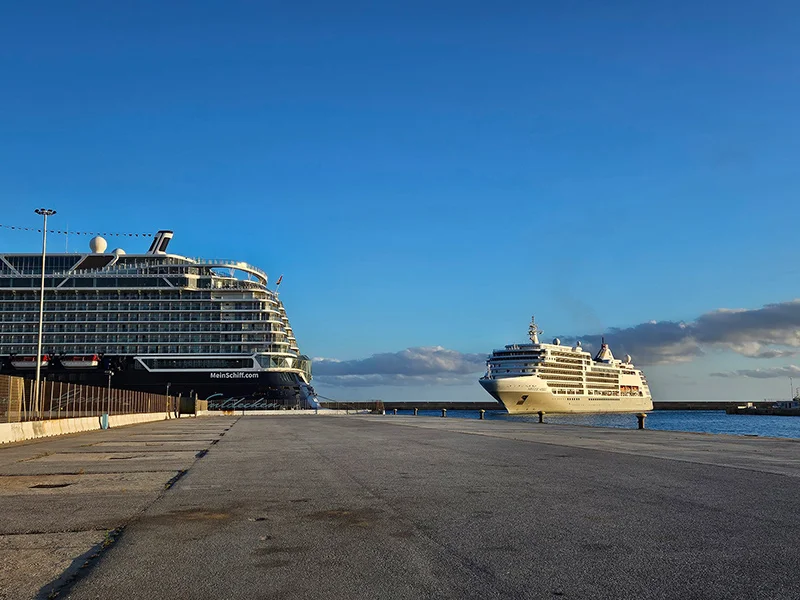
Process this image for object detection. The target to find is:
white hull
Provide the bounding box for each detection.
[480,376,653,415]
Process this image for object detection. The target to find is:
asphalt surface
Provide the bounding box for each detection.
[2,415,799,599]
[0,416,236,600]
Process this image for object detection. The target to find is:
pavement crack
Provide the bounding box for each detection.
[164,469,188,490]
[36,526,125,600]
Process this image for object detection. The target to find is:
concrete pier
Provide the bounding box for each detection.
[1,415,799,599]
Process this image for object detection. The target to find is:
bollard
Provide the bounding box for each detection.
[479,409,485,420]
[538,410,545,423]
[393,408,398,415]
[441,408,447,418]
[413,407,418,416]
[637,413,647,429]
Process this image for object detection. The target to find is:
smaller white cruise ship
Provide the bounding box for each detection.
[479,317,653,414]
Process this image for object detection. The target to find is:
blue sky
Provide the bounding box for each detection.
[2,1,800,401]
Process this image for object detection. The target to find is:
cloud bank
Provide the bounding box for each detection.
[565,300,800,366]
[314,346,486,387]
[313,300,800,386]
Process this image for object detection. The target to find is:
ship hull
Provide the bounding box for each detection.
[1,356,319,411]
[480,377,653,415]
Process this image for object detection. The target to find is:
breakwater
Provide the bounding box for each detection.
[654,400,772,410]
[319,400,503,411]
[319,399,765,411]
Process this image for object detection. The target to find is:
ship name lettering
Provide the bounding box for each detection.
[210,372,259,379]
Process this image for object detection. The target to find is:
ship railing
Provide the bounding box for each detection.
[214,280,268,291]
[16,268,269,292]
[15,256,269,283]
[186,258,269,281]
[8,256,189,277]
[14,263,186,277]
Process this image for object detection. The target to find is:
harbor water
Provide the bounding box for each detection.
[387,409,800,440]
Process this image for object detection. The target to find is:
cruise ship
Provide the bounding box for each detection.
[479,317,653,414]
[0,231,319,410]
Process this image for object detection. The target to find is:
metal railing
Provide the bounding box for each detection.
[0,374,178,422]
[6,256,269,286]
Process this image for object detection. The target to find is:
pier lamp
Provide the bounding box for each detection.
[105,369,114,414]
[33,208,56,419]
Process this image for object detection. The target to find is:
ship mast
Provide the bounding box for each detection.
[528,316,542,344]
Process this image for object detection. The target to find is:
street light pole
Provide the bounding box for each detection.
[105,370,114,414]
[33,208,56,419]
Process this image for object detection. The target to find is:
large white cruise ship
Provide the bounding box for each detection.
[0,230,319,410]
[479,317,653,414]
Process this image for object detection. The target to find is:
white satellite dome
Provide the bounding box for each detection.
[553,338,561,345]
[112,248,126,256]
[625,354,632,363]
[89,236,108,253]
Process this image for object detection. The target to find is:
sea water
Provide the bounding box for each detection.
[389,409,800,439]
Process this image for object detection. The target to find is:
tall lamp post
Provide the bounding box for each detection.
[105,370,114,415]
[33,208,56,419]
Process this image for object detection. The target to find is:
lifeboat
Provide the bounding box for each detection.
[11,355,50,369]
[61,354,100,369]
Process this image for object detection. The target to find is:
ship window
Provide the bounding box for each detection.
[142,357,252,369]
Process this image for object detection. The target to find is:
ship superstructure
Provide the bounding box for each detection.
[479,317,652,414]
[0,231,318,409]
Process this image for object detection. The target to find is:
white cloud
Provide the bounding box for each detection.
[314,346,486,387]
[565,300,800,365]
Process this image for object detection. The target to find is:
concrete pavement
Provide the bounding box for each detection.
[2,415,799,599]
[0,416,236,599]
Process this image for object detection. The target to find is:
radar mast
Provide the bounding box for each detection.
[528,316,542,344]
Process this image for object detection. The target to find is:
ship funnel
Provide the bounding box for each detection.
[147,230,174,254]
[594,341,615,363]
